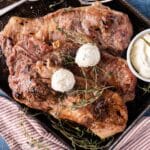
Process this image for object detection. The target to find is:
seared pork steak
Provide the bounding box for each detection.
[0,2,133,55]
[60,49,137,102]
[2,37,127,139]
[1,36,136,102]
[0,2,136,139]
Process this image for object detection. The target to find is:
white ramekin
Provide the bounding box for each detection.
[127,28,150,82]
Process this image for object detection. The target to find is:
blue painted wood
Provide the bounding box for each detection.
[0,136,9,150]
[127,0,150,18]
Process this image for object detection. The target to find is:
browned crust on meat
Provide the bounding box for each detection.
[1,36,128,139]
[0,36,136,102]
[0,2,133,55]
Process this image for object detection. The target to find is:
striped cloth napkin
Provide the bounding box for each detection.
[115,108,150,150]
[0,95,149,150]
[0,96,68,150]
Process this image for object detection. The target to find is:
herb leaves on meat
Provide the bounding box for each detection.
[70,86,113,110]
[49,116,114,150]
[61,53,75,66]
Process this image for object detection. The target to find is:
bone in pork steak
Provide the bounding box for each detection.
[2,36,128,139]
[0,2,133,55]
[0,3,136,139]
[0,35,136,102]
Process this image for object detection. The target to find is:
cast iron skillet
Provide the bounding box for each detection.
[0,0,150,149]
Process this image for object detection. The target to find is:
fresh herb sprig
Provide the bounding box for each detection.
[21,107,114,150]
[139,83,150,94]
[61,53,75,66]
[56,26,91,45]
[71,97,98,110]
[81,68,88,92]
[49,0,65,9]
[70,86,113,110]
[49,117,114,150]
[92,66,100,87]
[20,108,48,149]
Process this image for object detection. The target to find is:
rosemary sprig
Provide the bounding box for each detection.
[56,26,91,45]
[20,106,115,149]
[81,68,88,92]
[139,83,150,94]
[49,117,114,150]
[49,0,65,9]
[71,86,113,110]
[71,97,99,110]
[61,53,75,66]
[21,107,114,149]
[20,108,48,149]
[92,66,100,87]
[69,88,102,95]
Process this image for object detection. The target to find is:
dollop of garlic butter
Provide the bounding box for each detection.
[51,68,75,92]
[131,34,150,78]
[75,43,101,67]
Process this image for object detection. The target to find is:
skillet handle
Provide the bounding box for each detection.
[0,0,27,17]
[0,89,10,99]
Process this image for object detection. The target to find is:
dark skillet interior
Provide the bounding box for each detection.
[0,0,150,149]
